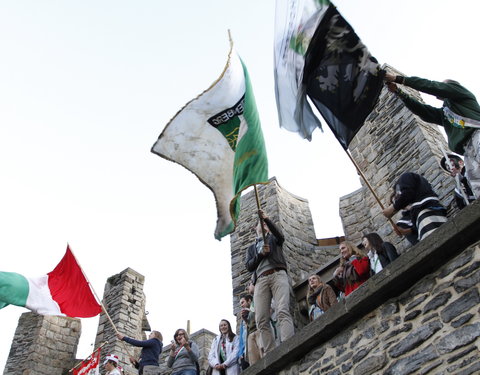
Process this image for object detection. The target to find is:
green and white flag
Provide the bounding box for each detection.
[151,42,268,240]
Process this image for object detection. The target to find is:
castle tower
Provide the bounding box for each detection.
[3,313,81,375]
[229,178,338,324]
[340,67,455,252]
[94,268,149,374]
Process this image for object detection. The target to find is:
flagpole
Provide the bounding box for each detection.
[343,150,400,233]
[253,184,267,242]
[69,341,108,373]
[67,245,134,357]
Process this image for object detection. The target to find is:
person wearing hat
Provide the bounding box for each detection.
[117,331,163,375]
[440,154,476,209]
[383,172,447,241]
[104,354,121,375]
[385,73,480,199]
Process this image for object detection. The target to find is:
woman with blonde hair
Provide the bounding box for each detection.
[333,241,370,297]
[306,274,337,321]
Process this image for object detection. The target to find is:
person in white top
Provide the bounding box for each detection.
[208,319,240,375]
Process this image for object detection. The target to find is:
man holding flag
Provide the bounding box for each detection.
[385,73,480,199]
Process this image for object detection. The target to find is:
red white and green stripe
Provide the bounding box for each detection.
[0,246,101,318]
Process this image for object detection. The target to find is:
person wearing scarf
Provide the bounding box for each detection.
[306,274,337,321]
[208,320,239,375]
[333,241,370,297]
[167,329,199,375]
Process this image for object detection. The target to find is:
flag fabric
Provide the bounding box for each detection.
[274,0,385,149]
[0,245,102,317]
[73,348,101,375]
[151,43,268,240]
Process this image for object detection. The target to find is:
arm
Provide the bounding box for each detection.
[325,285,338,308]
[122,337,157,348]
[397,90,444,125]
[207,338,219,368]
[404,76,472,101]
[264,218,285,245]
[223,336,240,368]
[186,341,199,363]
[383,242,399,262]
[245,243,265,272]
[351,257,371,279]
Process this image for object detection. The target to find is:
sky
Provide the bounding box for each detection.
[1,0,479,369]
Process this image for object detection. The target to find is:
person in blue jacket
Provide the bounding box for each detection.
[117,330,163,375]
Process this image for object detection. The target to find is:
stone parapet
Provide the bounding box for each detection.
[241,199,480,374]
[3,313,81,375]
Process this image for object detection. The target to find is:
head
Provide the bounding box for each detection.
[239,294,252,309]
[362,233,384,253]
[149,330,163,342]
[339,241,364,263]
[103,355,119,372]
[173,328,189,344]
[441,154,464,177]
[308,274,323,291]
[219,319,235,341]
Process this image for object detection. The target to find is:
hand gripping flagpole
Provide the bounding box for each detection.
[68,245,134,358]
[343,150,401,235]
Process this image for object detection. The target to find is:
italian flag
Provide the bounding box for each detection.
[0,246,102,317]
[151,38,268,240]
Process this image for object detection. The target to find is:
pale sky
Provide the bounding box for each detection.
[1,0,479,370]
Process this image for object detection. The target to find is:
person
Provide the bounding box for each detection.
[385,73,480,198]
[440,154,475,209]
[306,274,337,321]
[167,328,199,375]
[104,354,121,375]
[383,172,447,241]
[208,319,240,375]
[389,192,418,246]
[332,241,370,297]
[238,294,262,368]
[117,330,163,375]
[245,209,294,355]
[362,233,399,275]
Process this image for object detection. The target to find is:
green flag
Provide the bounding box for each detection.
[151,43,268,240]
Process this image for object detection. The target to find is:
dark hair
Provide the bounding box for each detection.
[173,328,189,344]
[219,319,236,342]
[363,233,385,255]
[240,294,253,302]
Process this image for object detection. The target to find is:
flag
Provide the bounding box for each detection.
[274,0,385,149]
[0,245,102,317]
[151,41,268,240]
[73,348,101,375]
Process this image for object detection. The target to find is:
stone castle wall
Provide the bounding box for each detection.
[340,69,455,252]
[242,199,480,375]
[3,314,81,375]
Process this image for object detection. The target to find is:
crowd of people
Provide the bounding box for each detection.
[103,72,478,374]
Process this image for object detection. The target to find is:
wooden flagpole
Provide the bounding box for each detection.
[69,341,108,373]
[343,150,400,233]
[253,184,267,242]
